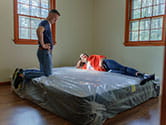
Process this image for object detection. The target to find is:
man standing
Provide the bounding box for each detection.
[37,9,60,76]
[12,9,60,89]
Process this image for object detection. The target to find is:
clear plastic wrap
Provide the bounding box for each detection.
[12,67,160,125]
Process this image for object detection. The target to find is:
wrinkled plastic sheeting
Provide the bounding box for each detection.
[12,67,160,125]
[34,67,143,97]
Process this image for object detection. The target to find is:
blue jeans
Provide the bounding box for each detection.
[24,49,52,80]
[37,49,52,76]
[23,69,45,80]
[103,59,138,76]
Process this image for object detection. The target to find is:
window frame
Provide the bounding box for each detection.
[124,0,166,46]
[13,0,56,45]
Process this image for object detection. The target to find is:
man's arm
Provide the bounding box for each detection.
[36,26,50,49]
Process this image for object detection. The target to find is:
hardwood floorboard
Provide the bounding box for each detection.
[104,97,160,125]
[0,85,160,125]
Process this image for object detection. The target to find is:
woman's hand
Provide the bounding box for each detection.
[76,60,83,68]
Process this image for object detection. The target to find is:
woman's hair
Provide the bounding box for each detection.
[82,53,89,57]
[79,53,89,60]
[78,53,89,67]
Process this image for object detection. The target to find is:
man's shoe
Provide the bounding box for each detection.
[140,74,155,85]
[13,70,23,89]
[19,68,23,74]
[13,75,23,89]
[140,79,148,85]
[143,74,155,80]
[12,68,19,81]
[12,68,20,87]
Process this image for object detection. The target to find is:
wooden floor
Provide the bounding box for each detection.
[0,84,160,125]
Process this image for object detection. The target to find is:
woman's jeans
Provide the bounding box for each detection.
[103,59,138,76]
[24,49,52,80]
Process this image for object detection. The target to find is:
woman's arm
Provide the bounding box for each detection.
[76,60,83,68]
[99,57,106,69]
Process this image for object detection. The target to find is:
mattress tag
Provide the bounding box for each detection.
[131,85,136,92]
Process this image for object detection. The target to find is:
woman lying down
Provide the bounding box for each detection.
[76,53,155,85]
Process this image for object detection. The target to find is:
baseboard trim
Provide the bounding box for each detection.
[0,81,11,85]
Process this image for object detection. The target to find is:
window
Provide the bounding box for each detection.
[14,0,56,44]
[124,0,166,46]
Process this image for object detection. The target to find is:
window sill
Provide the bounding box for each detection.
[13,39,38,45]
[124,41,165,46]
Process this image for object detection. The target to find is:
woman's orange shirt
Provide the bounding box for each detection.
[81,55,106,71]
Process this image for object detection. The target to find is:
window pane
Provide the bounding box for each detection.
[41,0,50,8]
[41,9,49,18]
[31,29,38,40]
[31,18,41,29]
[125,0,165,45]
[151,17,163,29]
[130,32,138,41]
[30,6,40,17]
[132,9,141,19]
[141,7,152,18]
[142,0,153,7]
[139,31,150,41]
[19,28,30,39]
[130,21,139,31]
[154,0,165,4]
[132,0,141,9]
[18,0,29,4]
[150,29,162,40]
[15,0,53,44]
[30,0,40,6]
[18,3,30,15]
[140,19,150,30]
[153,4,165,16]
[19,16,30,28]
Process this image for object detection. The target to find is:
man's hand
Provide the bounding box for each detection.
[42,43,51,50]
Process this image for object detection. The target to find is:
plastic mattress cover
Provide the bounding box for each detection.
[12,67,160,125]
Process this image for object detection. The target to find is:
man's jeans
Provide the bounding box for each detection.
[103,59,138,76]
[37,49,52,76]
[24,49,52,80]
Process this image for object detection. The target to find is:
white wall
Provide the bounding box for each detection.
[0,0,94,82]
[55,0,94,66]
[94,0,164,80]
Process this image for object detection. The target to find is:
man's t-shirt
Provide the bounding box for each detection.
[81,55,106,71]
[38,20,53,49]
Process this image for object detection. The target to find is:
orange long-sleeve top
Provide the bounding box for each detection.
[81,55,106,71]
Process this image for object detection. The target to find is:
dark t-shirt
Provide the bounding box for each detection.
[38,20,53,49]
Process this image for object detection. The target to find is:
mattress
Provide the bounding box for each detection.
[12,67,160,125]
